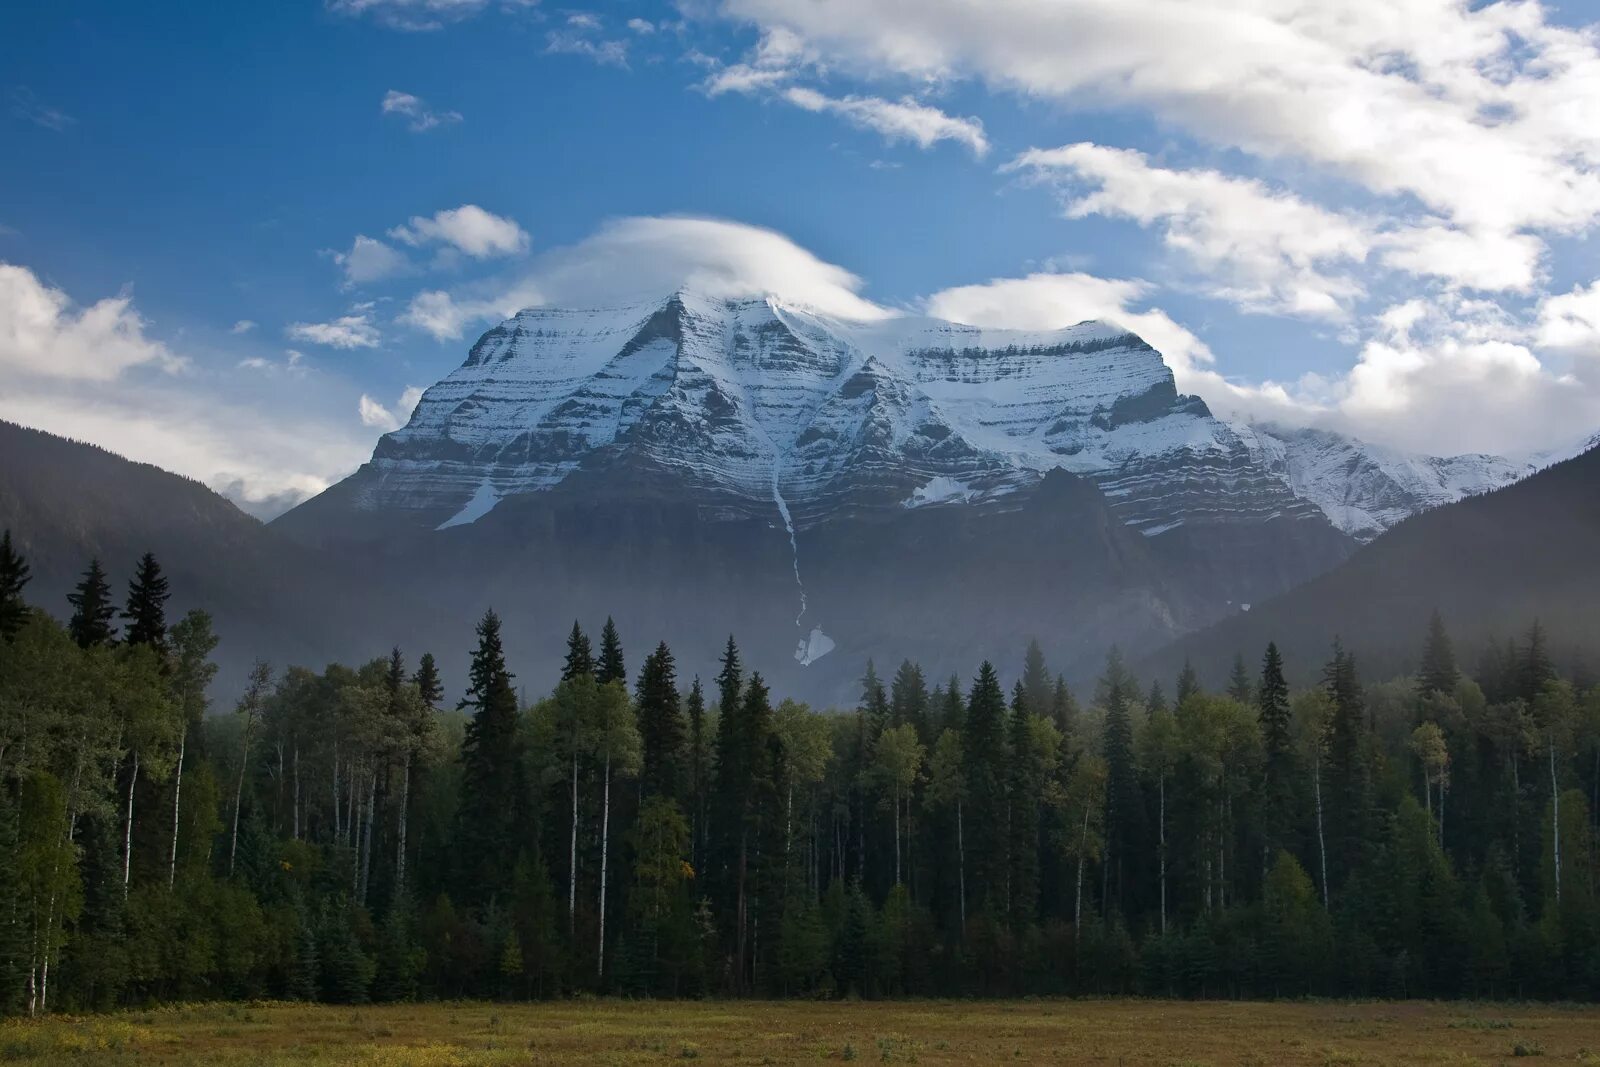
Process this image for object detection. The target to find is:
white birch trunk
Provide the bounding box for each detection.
[169,732,185,889]
[569,749,579,932]
[122,749,140,893]
[598,750,611,980]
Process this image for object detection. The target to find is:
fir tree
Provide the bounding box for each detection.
[0,530,30,642]
[386,646,406,695]
[457,609,522,906]
[122,552,170,652]
[889,660,929,736]
[562,620,594,681]
[1418,610,1459,696]
[413,653,443,710]
[635,641,684,801]
[1227,652,1254,706]
[67,558,118,648]
[1146,681,1169,718]
[1322,638,1369,884]
[860,660,889,735]
[596,616,625,686]
[1051,674,1078,735]
[1259,643,1292,760]
[941,674,965,735]
[1006,689,1040,928]
[685,676,709,873]
[1176,658,1201,707]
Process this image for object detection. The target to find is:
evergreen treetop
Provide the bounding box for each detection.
[67,557,118,648]
[597,616,625,686]
[0,529,30,641]
[122,551,170,652]
[562,620,594,682]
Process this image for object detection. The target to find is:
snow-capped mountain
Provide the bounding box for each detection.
[1231,422,1534,542]
[282,289,1332,543]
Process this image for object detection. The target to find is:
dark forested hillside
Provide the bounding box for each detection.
[1157,442,1600,688]
[0,420,372,682]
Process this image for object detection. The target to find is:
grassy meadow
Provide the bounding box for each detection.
[4,999,1600,1065]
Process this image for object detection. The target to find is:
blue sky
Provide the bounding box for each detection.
[5,0,1600,515]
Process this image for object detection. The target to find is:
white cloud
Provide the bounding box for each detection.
[287,312,381,349]
[718,0,1600,237]
[388,205,529,259]
[1537,281,1600,356]
[328,0,505,32]
[546,28,629,67]
[0,262,370,516]
[782,87,988,157]
[1008,144,1370,318]
[702,28,811,97]
[627,18,655,34]
[358,385,425,432]
[380,89,463,132]
[1378,225,1544,294]
[924,271,1215,383]
[0,263,185,381]
[400,214,893,341]
[230,319,257,334]
[328,234,413,286]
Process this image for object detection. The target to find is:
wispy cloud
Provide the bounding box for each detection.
[782,87,988,158]
[286,311,381,349]
[9,88,74,131]
[381,89,462,132]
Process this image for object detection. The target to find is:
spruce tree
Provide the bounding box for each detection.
[1322,638,1369,882]
[0,530,30,642]
[1518,619,1555,702]
[597,616,625,686]
[1258,643,1292,760]
[1007,685,1040,928]
[413,653,443,710]
[889,660,929,736]
[1227,652,1254,706]
[1176,658,1201,707]
[860,660,888,735]
[1051,674,1078,735]
[1418,610,1459,696]
[386,646,406,695]
[686,676,709,871]
[1021,639,1052,721]
[562,620,594,681]
[122,552,170,652]
[457,609,522,906]
[941,673,965,735]
[636,641,684,801]
[962,661,1008,912]
[1099,647,1145,917]
[1146,681,1169,718]
[67,558,118,648]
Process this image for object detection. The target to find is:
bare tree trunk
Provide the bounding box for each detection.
[292,742,300,842]
[230,735,252,877]
[1158,773,1167,935]
[1313,753,1329,909]
[1550,736,1562,906]
[360,771,376,906]
[122,749,140,894]
[396,754,411,892]
[956,799,967,936]
[568,750,579,933]
[169,733,185,889]
[1074,804,1089,945]
[893,785,902,885]
[598,751,611,981]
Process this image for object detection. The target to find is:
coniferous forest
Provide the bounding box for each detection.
[2,531,1600,1015]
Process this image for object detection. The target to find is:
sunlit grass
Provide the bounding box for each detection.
[4,999,1600,1065]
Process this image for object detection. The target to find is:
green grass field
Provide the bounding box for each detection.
[5,1000,1600,1065]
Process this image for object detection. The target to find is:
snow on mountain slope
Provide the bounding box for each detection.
[1232,422,1533,541]
[322,288,1330,541]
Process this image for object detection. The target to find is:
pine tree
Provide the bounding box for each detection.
[1227,652,1254,706]
[413,653,443,710]
[386,646,406,695]
[963,661,1008,912]
[1051,674,1079,735]
[562,620,594,681]
[636,641,684,801]
[457,609,522,906]
[122,552,170,653]
[1322,638,1369,884]
[1006,689,1041,928]
[1176,658,1201,707]
[1146,681,1169,718]
[0,530,30,642]
[1418,610,1459,696]
[596,616,625,686]
[860,661,889,735]
[67,558,118,648]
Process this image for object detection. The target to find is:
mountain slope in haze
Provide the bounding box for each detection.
[1156,441,1600,685]
[0,420,370,682]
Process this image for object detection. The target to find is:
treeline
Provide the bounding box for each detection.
[1,531,1599,1012]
